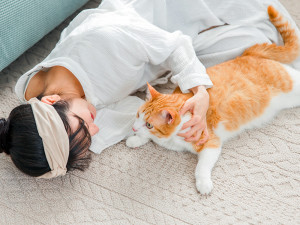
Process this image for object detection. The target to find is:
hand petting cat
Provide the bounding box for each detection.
[177,85,210,145]
[127,6,300,195]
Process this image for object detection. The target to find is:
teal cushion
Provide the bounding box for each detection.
[0,0,89,71]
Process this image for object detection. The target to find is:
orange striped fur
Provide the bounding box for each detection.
[137,6,298,153]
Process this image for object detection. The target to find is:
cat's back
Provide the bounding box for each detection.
[205,56,293,131]
[207,56,292,94]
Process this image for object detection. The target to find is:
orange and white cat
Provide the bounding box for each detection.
[126,6,300,195]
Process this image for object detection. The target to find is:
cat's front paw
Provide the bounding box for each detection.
[196,177,213,195]
[126,136,148,148]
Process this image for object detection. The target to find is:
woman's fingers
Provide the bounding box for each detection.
[178,123,210,145]
[186,130,202,142]
[179,101,192,116]
[178,117,206,140]
[180,115,201,130]
[196,126,209,145]
[178,122,203,139]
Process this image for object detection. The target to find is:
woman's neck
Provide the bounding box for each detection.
[25,66,85,101]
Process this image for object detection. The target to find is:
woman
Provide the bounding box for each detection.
[0,0,299,178]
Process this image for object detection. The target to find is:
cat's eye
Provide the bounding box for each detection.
[146,122,153,129]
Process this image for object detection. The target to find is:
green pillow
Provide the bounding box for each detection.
[0,0,89,71]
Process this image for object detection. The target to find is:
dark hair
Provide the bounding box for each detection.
[0,100,91,177]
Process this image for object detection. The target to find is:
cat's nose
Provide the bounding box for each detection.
[132,127,137,132]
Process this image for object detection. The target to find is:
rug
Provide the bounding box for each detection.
[0,0,299,224]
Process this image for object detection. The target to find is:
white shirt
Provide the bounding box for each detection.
[15,0,300,153]
[15,0,212,153]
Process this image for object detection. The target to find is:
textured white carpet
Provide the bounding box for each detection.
[0,0,299,224]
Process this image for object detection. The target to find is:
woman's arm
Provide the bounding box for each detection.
[140,25,212,144]
[94,9,213,143]
[157,35,212,144]
[123,13,212,144]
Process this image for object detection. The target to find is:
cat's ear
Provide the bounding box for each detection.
[147,82,160,100]
[160,109,176,125]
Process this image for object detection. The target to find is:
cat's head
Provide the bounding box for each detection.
[132,83,190,139]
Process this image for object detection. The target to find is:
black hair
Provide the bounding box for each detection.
[0,100,91,177]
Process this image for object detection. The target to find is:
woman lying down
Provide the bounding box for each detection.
[0,0,299,194]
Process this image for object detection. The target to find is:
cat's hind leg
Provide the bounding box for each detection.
[195,140,222,195]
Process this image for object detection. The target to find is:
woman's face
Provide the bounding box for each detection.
[67,98,99,136]
[41,95,99,136]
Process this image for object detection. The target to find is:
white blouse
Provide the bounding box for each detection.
[15,0,212,153]
[15,0,300,153]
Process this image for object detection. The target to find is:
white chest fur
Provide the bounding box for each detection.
[127,113,196,153]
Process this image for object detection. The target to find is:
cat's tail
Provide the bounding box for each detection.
[242,5,300,63]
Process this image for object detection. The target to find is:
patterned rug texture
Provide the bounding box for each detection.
[0,0,299,224]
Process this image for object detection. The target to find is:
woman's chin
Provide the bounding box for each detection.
[95,126,100,135]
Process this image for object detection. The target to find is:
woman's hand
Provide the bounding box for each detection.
[177,85,209,145]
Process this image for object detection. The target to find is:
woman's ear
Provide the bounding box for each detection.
[41,95,61,105]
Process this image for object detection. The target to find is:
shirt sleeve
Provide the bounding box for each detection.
[163,35,213,92]
[103,9,213,93]
[129,14,213,92]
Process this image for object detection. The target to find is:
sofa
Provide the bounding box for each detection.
[0,0,89,71]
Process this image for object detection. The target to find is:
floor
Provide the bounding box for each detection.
[0,0,299,224]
